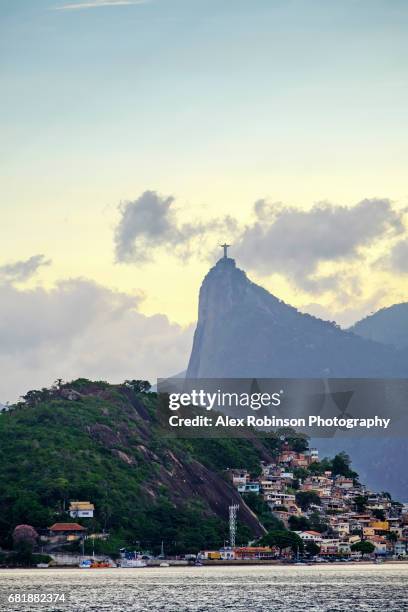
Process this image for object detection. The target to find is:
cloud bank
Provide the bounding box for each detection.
[114,193,406,297]
[0,278,192,403]
[114,190,237,263]
[386,239,408,274]
[234,198,404,291]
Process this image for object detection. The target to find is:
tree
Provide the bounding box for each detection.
[293,467,308,481]
[11,493,52,528]
[242,493,285,532]
[288,515,311,531]
[372,509,386,521]
[295,491,321,511]
[21,390,45,407]
[124,380,151,393]
[309,511,328,534]
[12,524,39,564]
[53,379,64,391]
[354,495,368,513]
[277,431,309,453]
[12,524,39,549]
[259,530,304,556]
[331,452,357,479]
[305,541,320,557]
[351,541,375,557]
[386,531,397,543]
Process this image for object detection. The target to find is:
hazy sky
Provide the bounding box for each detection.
[1,0,408,400]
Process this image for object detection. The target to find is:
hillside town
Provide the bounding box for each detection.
[217,444,408,561]
[1,441,408,567]
[1,378,407,567]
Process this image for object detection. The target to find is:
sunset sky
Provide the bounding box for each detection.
[1,0,408,401]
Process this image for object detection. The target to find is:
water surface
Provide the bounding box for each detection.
[1,564,407,611]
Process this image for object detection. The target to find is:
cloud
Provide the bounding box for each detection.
[0,278,193,403]
[54,0,147,11]
[113,192,405,296]
[385,239,408,273]
[234,198,404,292]
[114,190,237,263]
[0,255,51,284]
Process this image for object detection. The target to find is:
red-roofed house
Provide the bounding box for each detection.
[48,523,86,542]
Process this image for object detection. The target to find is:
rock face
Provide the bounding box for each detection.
[187,257,407,378]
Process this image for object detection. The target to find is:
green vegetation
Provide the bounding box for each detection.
[304,541,320,556]
[241,493,284,532]
[288,515,310,531]
[331,452,357,479]
[0,379,290,556]
[295,491,321,511]
[306,451,356,479]
[0,552,52,568]
[372,509,386,521]
[0,378,367,561]
[351,540,376,556]
[354,495,368,512]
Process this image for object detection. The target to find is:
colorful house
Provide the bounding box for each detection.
[69,501,95,518]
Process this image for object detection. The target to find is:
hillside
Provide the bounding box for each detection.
[0,379,287,554]
[350,302,408,349]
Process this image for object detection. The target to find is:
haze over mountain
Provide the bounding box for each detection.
[187,257,407,379]
[350,303,408,350]
[186,256,408,499]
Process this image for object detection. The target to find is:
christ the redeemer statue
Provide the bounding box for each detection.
[220,243,230,258]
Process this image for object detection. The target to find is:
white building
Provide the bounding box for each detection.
[264,492,296,504]
[294,530,323,543]
[69,501,94,518]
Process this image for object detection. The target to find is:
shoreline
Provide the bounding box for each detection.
[1,560,408,570]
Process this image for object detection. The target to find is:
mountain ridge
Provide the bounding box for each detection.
[350,302,408,349]
[187,257,407,379]
[185,257,408,499]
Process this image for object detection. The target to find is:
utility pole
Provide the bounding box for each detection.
[229,504,239,548]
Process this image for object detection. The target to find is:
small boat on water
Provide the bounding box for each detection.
[159,562,170,567]
[90,560,112,568]
[118,548,149,568]
[79,559,115,569]
[36,563,49,568]
[119,558,147,568]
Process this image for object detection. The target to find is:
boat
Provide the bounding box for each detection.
[159,562,170,567]
[36,563,49,568]
[119,558,147,568]
[118,548,148,568]
[79,559,115,568]
[90,560,111,568]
